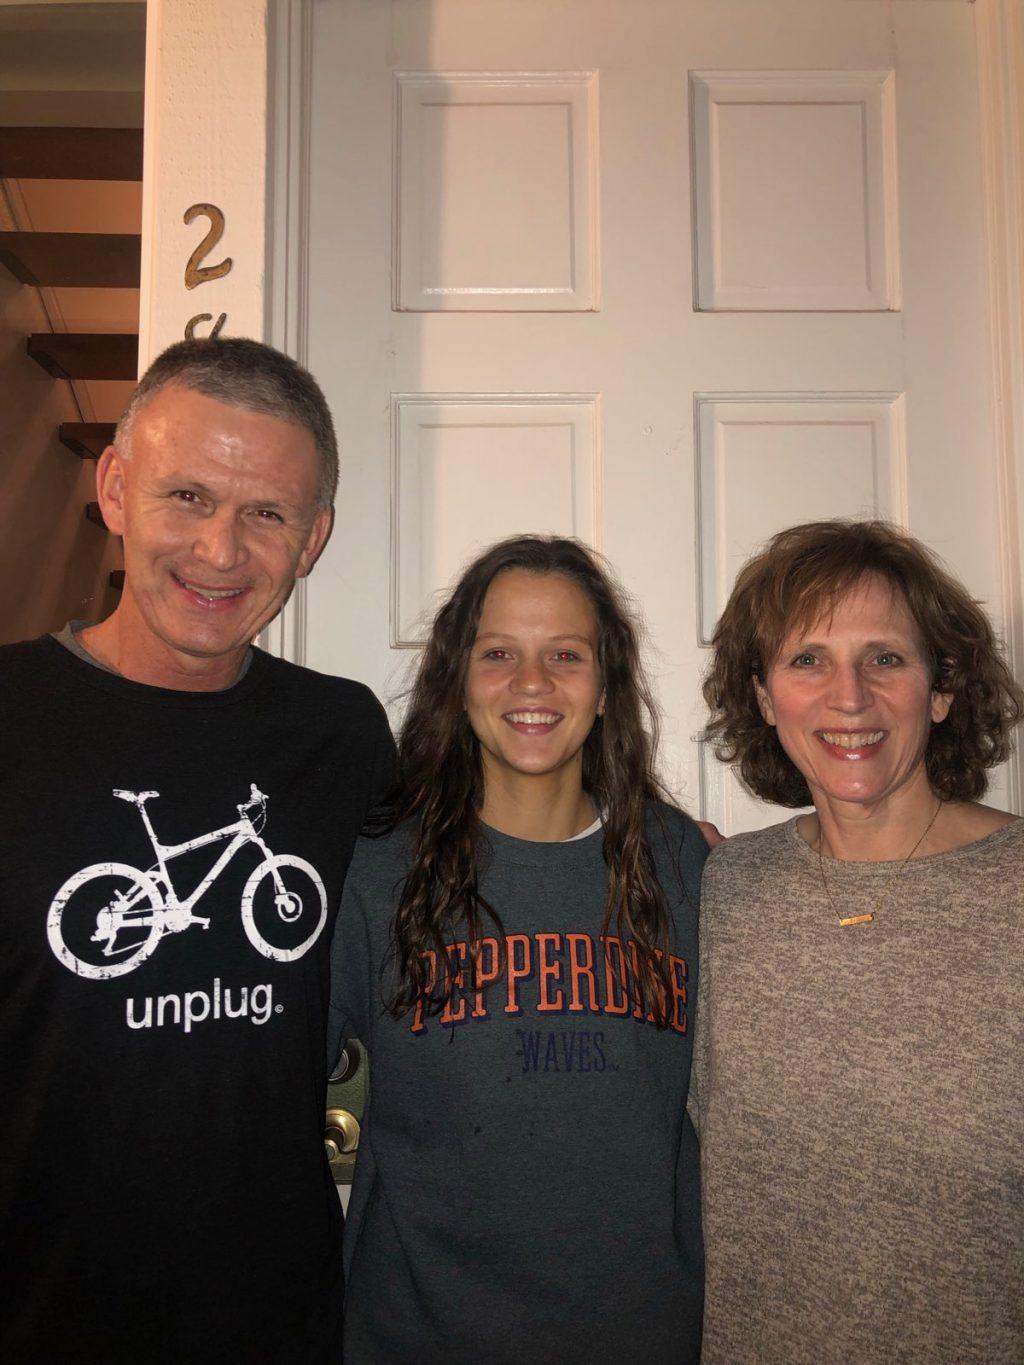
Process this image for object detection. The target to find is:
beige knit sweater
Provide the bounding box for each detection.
[692,816,1024,1364]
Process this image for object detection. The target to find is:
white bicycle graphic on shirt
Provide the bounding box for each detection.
[47,786,327,980]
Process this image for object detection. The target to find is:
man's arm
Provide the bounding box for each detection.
[327,863,374,1070]
[367,699,397,813]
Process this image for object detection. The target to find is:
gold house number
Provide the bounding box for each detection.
[183,202,232,339]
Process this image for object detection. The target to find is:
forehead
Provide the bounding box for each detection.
[130,385,319,503]
[779,573,923,645]
[478,569,597,632]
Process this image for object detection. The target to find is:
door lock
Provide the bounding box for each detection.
[324,1107,360,1164]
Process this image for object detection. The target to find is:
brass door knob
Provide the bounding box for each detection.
[324,1107,360,1163]
[330,1039,362,1085]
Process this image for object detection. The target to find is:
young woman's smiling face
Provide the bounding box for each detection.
[754,573,952,815]
[465,569,605,789]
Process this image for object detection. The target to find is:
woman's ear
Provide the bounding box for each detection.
[930,689,953,725]
[597,689,606,718]
[752,675,776,726]
[929,657,954,725]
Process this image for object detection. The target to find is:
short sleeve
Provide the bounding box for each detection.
[327,849,375,1068]
[366,701,397,813]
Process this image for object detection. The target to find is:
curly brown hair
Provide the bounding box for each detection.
[702,519,1023,806]
[374,535,682,1026]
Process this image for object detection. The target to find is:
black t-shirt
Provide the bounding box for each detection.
[0,636,394,1363]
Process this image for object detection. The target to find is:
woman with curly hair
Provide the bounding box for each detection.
[695,519,1024,1364]
[329,535,708,1363]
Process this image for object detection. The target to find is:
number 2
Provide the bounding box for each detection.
[183,203,232,289]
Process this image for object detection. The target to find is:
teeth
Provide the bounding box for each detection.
[821,730,884,748]
[506,712,560,725]
[179,578,244,601]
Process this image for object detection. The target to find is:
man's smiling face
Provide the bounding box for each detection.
[96,384,331,688]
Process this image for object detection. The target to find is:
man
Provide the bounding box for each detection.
[0,338,393,1362]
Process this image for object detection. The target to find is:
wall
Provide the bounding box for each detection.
[0,271,119,639]
[0,1,144,642]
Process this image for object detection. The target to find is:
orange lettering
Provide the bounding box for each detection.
[668,953,688,1034]
[628,940,648,1020]
[566,933,599,1013]
[536,932,564,1012]
[471,936,501,1019]
[410,949,438,1034]
[601,935,630,1015]
[439,941,467,1025]
[505,933,532,1015]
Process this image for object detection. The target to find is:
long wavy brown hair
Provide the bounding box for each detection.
[374,535,679,1026]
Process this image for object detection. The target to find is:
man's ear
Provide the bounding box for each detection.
[296,506,334,578]
[752,675,776,726]
[95,445,127,535]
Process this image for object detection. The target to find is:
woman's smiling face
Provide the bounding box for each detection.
[464,569,605,789]
[754,573,952,814]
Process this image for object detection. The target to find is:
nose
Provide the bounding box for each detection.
[827,660,872,713]
[193,510,246,572]
[511,655,554,695]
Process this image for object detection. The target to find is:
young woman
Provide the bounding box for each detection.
[329,535,708,1364]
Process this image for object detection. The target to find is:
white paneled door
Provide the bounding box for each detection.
[299,0,1008,831]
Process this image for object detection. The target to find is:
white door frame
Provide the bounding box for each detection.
[977,0,1024,810]
[140,0,1024,808]
[139,0,270,362]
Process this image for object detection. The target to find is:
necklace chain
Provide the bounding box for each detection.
[816,799,943,927]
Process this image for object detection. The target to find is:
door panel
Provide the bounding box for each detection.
[304,0,1004,831]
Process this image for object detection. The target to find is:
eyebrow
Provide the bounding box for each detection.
[474,632,595,644]
[789,635,916,651]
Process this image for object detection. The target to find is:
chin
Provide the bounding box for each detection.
[162,626,253,660]
[814,781,890,807]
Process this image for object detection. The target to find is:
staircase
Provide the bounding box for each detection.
[0,125,142,595]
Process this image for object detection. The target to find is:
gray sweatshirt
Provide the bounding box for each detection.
[329,804,707,1364]
[693,815,1024,1364]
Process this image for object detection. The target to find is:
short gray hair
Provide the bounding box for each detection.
[115,337,339,509]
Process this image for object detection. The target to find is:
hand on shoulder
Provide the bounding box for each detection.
[696,819,725,850]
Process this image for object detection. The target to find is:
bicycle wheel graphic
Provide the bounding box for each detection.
[240,854,327,963]
[47,862,165,980]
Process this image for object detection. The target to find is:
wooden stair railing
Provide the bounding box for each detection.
[59,423,116,460]
[28,332,138,381]
[0,232,141,288]
[0,125,141,605]
[0,127,143,181]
